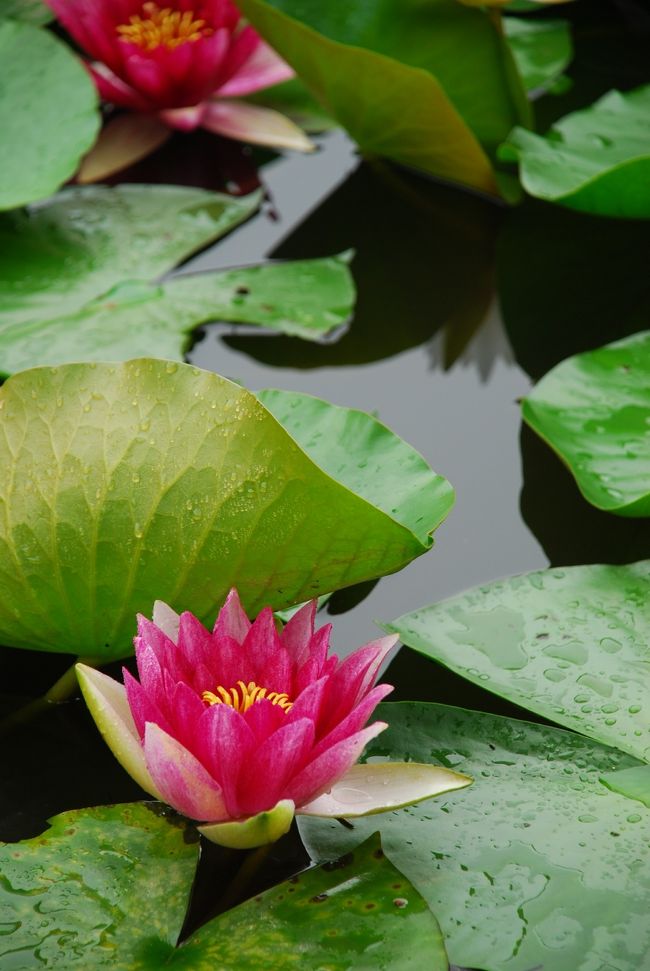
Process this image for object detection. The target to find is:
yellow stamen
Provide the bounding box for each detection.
[116,3,212,50]
[202,680,293,713]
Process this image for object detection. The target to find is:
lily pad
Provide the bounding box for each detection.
[500,84,650,217]
[0,808,447,969]
[0,803,198,969]
[0,360,453,660]
[0,256,355,375]
[300,702,650,971]
[238,0,529,195]
[0,0,53,24]
[0,21,100,211]
[504,16,572,93]
[386,562,650,761]
[522,331,650,516]
[0,184,261,325]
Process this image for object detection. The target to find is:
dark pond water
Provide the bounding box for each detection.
[2,5,650,946]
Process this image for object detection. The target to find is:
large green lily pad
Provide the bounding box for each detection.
[386,562,650,761]
[0,360,453,660]
[238,0,529,194]
[0,21,100,211]
[0,803,198,969]
[500,84,650,217]
[0,184,261,325]
[1,0,53,24]
[522,331,650,517]
[300,702,650,971]
[0,807,447,969]
[0,257,355,375]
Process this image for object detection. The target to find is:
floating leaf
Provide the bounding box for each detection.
[601,765,650,808]
[0,256,355,374]
[0,810,447,969]
[504,16,572,93]
[0,21,100,211]
[500,85,650,217]
[0,184,261,326]
[522,331,650,516]
[0,360,453,660]
[0,0,53,24]
[237,0,530,194]
[386,562,650,761]
[300,702,650,971]
[0,803,198,968]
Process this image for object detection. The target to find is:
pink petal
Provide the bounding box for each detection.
[322,635,398,733]
[298,762,472,818]
[160,104,208,132]
[294,626,332,693]
[238,717,315,815]
[143,722,228,822]
[287,722,388,809]
[214,588,251,644]
[123,667,172,739]
[195,703,255,817]
[285,676,329,728]
[244,606,292,691]
[243,696,288,741]
[312,683,393,752]
[202,100,315,152]
[280,600,317,666]
[89,62,152,111]
[177,611,213,669]
[218,40,295,98]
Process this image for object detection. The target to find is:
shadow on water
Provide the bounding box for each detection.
[222,162,501,368]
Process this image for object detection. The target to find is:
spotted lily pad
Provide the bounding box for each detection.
[300,702,650,971]
[522,331,650,517]
[386,562,650,761]
[0,806,447,969]
[0,359,453,660]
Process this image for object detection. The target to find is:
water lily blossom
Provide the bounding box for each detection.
[45,0,313,173]
[77,590,471,848]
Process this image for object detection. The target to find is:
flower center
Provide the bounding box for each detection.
[116,3,213,50]
[202,680,293,713]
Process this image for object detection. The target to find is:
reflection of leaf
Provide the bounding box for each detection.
[387,562,650,761]
[500,85,650,217]
[0,360,452,660]
[301,702,650,971]
[0,810,447,969]
[0,804,198,967]
[0,184,261,325]
[0,256,355,375]
[0,21,100,210]
[522,332,650,516]
[504,16,572,93]
[237,0,529,193]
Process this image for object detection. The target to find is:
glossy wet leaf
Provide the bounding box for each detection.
[601,765,650,808]
[0,256,355,374]
[387,562,650,761]
[0,360,452,660]
[0,184,261,326]
[522,331,650,516]
[504,16,572,93]
[237,0,529,194]
[300,702,650,971]
[0,0,53,24]
[0,20,100,210]
[166,835,448,970]
[500,84,650,217]
[0,803,198,968]
[259,389,455,545]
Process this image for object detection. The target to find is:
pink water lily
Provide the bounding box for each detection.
[45,0,313,173]
[77,590,471,848]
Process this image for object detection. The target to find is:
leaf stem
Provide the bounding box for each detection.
[0,656,99,737]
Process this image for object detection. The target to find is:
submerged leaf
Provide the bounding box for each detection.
[0,20,100,210]
[0,360,453,660]
[500,84,650,217]
[387,561,650,761]
[300,702,650,971]
[522,331,650,516]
